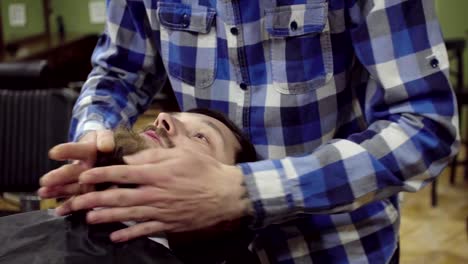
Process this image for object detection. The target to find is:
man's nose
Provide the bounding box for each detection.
[154,112,176,135]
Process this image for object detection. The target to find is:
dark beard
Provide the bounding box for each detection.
[95,125,174,167]
[94,126,150,168]
[94,126,159,190]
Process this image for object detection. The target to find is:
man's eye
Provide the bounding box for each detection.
[193,133,208,142]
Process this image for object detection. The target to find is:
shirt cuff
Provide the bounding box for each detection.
[239,160,292,229]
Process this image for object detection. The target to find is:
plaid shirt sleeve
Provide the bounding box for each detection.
[239,0,460,229]
[69,0,166,141]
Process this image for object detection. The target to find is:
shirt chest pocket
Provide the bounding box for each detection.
[157,2,217,88]
[265,1,333,94]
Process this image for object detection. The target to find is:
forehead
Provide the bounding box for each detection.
[174,112,229,132]
[173,112,213,123]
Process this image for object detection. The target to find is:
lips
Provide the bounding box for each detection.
[143,130,161,144]
[140,126,174,148]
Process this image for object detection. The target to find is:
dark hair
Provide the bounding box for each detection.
[186,108,258,163]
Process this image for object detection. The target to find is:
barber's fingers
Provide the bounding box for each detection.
[48,130,114,162]
[86,206,174,224]
[40,163,87,187]
[38,183,94,199]
[123,148,184,165]
[54,196,75,216]
[79,163,175,186]
[48,142,98,161]
[59,187,171,213]
[48,131,96,160]
[110,221,175,243]
[38,184,79,199]
[96,130,115,152]
[55,194,93,216]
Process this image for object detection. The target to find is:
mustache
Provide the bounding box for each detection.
[141,125,175,148]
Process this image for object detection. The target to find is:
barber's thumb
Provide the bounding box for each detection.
[96,130,115,152]
[79,131,97,143]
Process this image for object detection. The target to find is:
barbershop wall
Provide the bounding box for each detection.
[436,0,468,87]
[1,0,467,84]
[0,0,46,43]
[48,0,105,35]
[0,0,105,44]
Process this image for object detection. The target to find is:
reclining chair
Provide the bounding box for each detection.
[0,60,78,214]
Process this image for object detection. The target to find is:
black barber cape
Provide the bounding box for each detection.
[0,210,259,264]
[0,210,182,264]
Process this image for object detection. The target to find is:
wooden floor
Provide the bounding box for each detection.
[400,169,468,263]
[1,165,467,263]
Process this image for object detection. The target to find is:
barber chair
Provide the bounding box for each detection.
[0,60,78,214]
[431,39,466,207]
[447,39,467,183]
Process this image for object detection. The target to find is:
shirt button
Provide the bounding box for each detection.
[290,21,298,31]
[182,13,190,28]
[430,58,439,68]
[230,27,239,36]
[239,83,248,90]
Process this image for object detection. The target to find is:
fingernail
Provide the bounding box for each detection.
[97,131,115,152]
[48,147,58,158]
[111,233,123,242]
[78,174,88,184]
[39,171,54,185]
[37,187,47,197]
[39,177,47,186]
[87,212,97,223]
[36,188,44,197]
[55,206,66,216]
[97,139,111,151]
[123,155,136,164]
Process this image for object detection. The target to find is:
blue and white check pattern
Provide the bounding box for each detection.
[71,0,460,263]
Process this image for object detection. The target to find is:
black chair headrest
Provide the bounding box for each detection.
[0,60,49,90]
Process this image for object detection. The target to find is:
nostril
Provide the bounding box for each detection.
[162,120,170,131]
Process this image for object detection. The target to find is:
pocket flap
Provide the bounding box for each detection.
[265,2,328,38]
[158,2,216,34]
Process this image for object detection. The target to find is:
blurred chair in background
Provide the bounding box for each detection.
[447,39,467,183]
[431,39,466,207]
[0,60,78,214]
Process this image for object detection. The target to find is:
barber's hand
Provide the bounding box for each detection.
[57,148,251,242]
[38,130,114,199]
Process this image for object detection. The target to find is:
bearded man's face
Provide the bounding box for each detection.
[96,112,241,167]
[95,125,173,167]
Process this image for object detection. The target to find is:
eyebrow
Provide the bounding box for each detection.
[171,112,227,146]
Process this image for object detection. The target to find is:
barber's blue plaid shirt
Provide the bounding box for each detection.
[71,0,459,263]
